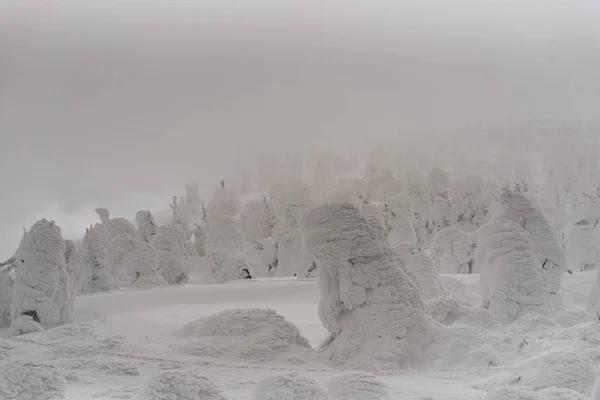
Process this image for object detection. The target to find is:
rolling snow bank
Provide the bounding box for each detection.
[138,371,227,400]
[252,372,328,400]
[474,220,553,324]
[0,361,66,400]
[326,372,391,400]
[11,219,73,331]
[300,203,439,370]
[174,308,316,364]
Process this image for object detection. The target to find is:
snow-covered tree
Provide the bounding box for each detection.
[0,267,14,328]
[401,251,446,301]
[135,210,157,244]
[78,224,120,294]
[565,219,598,271]
[11,219,73,330]
[62,239,81,324]
[490,187,568,307]
[107,234,167,287]
[95,208,137,239]
[154,222,189,285]
[431,226,475,274]
[473,220,553,324]
[207,183,240,218]
[300,203,437,370]
[241,196,275,243]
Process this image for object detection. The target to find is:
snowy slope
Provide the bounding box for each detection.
[0,272,596,399]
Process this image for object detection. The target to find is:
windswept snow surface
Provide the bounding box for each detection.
[0,272,596,399]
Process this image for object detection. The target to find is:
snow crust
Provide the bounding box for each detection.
[0,362,66,400]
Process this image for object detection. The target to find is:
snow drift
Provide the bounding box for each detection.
[0,361,66,400]
[252,372,328,400]
[137,371,227,400]
[175,308,316,363]
[326,372,391,400]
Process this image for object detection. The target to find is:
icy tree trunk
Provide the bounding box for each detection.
[301,203,437,370]
[11,219,73,330]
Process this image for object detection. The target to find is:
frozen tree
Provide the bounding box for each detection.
[154,222,189,284]
[301,203,437,370]
[402,251,446,301]
[11,219,72,330]
[78,223,120,294]
[193,224,206,257]
[207,182,240,218]
[269,175,312,219]
[108,234,167,287]
[310,160,335,203]
[364,167,402,202]
[384,194,418,249]
[566,219,598,271]
[241,196,275,243]
[0,361,67,400]
[0,266,14,328]
[490,187,568,306]
[135,210,157,244]
[451,175,491,231]
[138,371,227,400]
[473,220,553,324]
[405,170,432,248]
[95,208,137,239]
[62,239,81,324]
[431,226,475,274]
[205,215,244,256]
[207,248,252,282]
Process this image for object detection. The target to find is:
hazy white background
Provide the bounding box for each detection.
[0,0,599,258]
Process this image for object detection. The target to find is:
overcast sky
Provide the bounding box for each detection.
[0,0,599,258]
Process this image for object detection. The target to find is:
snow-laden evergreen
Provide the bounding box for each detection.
[474,220,553,324]
[78,224,120,294]
[301,202,438,370]
[11,219,73,330]
[135,210,157,244]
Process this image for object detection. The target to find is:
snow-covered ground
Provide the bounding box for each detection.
[0,271,595,399]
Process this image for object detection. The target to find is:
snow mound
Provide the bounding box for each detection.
[482,387,541,400]
[539,387,588,400]
[508,350,594,392]
[137,371,227,400]
[10,315,44,336]
[175,308,315,363]
[425,296,497,328]
[252,372,328,400]
[326,372,391,400]
[0,361,66,400]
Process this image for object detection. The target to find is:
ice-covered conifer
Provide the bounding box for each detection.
[473,220,553,324]
[0,267,14,328]
[207,248,252,282]
[301,202,437,369]
[135,210,157,244]
[402,251,446,301]
[431,226,474,274]
[78,224,119,294]
[108,234,166,287]
[207,183,240,217]
[95,208,137,239]
[11,219,72,330]
[566,220,597,271]
[193,224,206,257]
[490,187,567,300]
[241,197,275,243]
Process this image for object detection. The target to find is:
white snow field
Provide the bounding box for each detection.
[0,271,595,399]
